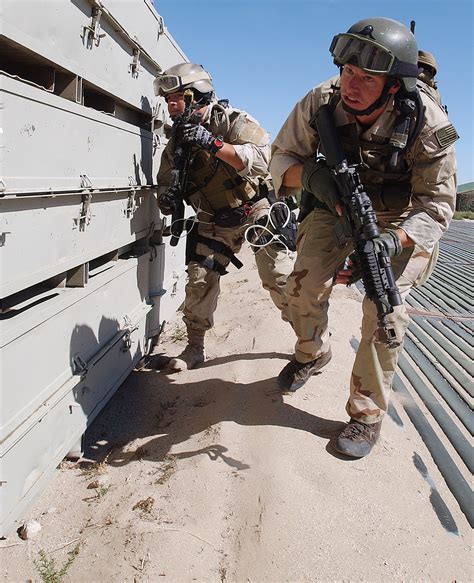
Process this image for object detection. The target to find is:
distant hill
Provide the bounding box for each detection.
[458,182,474,193]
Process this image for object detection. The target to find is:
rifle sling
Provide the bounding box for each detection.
[196,234,243,270]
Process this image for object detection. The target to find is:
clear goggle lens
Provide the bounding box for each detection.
[153,75,181,96]
[330,34,395,74]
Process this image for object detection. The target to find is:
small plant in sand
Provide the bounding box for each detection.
[169,324,187,342]
[154,455,177,485]
[34,543,81,583]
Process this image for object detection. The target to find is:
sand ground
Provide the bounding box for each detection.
[1,245,471,582]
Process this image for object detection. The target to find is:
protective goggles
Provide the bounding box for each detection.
[330,33,396,74]
[153,72,209,96]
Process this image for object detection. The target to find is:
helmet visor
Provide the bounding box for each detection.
[153,71,211,96]
[330,33,395,74]
[153,74,182,96]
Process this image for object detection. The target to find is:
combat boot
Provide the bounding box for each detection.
[335,419,382,458]
[277,348,332,391]
[168,328,205,372]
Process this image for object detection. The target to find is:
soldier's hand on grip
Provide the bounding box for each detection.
[181,123,215,151]
[301,159,340,215]
[373,229,403,258]
[158,191,178,215]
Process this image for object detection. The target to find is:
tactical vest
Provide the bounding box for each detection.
[186,108,265,212]
[328,93,414,213]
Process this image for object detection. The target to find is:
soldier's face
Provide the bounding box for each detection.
[166,92,186,118]
[340,64,389,112]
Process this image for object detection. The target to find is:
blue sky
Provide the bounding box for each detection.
[153,0,473,185]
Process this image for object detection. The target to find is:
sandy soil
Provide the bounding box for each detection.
[1,245,471,582]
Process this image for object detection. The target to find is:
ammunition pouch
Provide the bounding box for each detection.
[380,181,412,211]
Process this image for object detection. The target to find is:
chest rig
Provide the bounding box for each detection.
[327,91,424,213]
[185,107,261,212]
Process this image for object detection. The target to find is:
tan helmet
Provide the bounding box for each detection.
[417,50,437,76]
[153,62,214,102]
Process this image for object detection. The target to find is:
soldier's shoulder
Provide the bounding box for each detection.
[417,90,458,154]
[307,76,341,104]
[218,105,269,146]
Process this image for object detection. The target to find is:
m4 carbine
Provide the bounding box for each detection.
[314,104,402,346]
[167,89,195,246]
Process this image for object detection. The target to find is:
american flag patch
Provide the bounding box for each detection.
[435,124,459,148]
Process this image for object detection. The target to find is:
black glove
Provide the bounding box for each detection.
[181,123,217,151]
[301,159,339,213]
[337,230,402,285]
[158,191,177,215]
[373,229,403,257]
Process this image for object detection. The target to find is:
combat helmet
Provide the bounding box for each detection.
[153,62,214,105]
[418,50,437,77]
[330,17,419,93]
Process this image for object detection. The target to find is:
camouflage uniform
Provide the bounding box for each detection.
[270,76,457,423]
[157,101,294,330]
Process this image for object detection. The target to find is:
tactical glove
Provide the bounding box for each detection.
[181,124,219,152]
[158,191,177,215]
[373,229,403,258]
[301,159,339,214]
[337,230,402,285]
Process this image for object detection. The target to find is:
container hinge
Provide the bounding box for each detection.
[121,315,139,352]
[126,177,138,217]
[130,48,141,78]
[83,7,106,49]
[77,192,93,230]
[157,15,165,37]
[73,355,89,379]
[0,232,11,247]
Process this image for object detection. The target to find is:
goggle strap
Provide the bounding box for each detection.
[390,61,419,78]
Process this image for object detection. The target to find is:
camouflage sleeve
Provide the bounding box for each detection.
[156,142,174,197]
[400,121,458,253]
[226,111,271,179]
[269,87,321,197]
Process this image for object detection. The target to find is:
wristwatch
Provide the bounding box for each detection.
[209,135,224,155]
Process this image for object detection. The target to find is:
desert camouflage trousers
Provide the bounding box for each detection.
[287,209,438,424]
[183,198,295,331]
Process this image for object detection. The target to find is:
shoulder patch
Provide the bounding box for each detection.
[435,124,459,148]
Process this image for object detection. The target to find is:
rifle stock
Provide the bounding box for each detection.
[314,105,402,346]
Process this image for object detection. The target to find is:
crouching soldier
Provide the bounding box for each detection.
[154,63,296,371]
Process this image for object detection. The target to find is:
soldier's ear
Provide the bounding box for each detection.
[389,80,401,94]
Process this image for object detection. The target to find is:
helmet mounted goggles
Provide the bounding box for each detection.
[153,71,211,96]
[330,33,418,78]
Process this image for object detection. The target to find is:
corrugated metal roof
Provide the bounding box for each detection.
[393,219,473,526]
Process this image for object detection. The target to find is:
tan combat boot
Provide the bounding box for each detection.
[168,328,206,372]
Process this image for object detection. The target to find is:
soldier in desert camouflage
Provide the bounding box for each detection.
[270,17,458,457]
